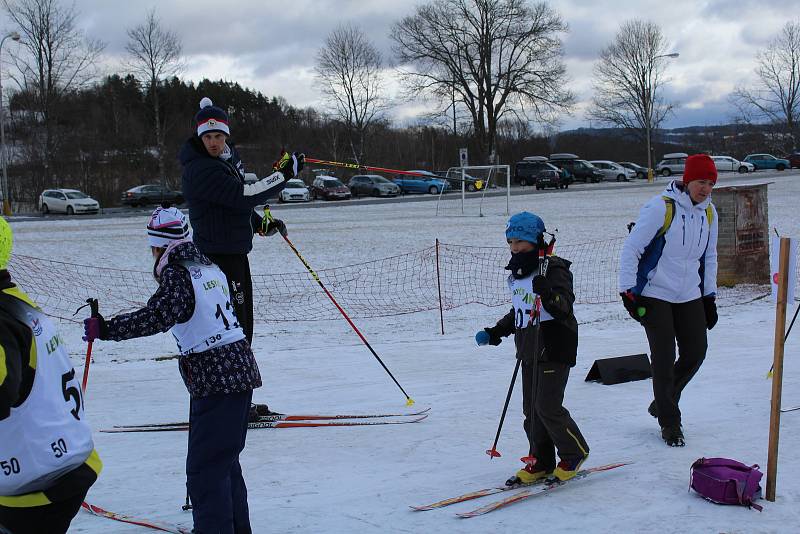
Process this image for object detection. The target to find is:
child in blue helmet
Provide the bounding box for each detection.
[476,212,589,484]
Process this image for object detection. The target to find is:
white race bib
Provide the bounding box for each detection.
[0,299,94,496]
[171,262,246,355]
[507,274,554,328]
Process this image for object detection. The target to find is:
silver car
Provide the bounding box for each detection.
[589,160,636,182]
[348,174,400,197]
[656,153,688,177]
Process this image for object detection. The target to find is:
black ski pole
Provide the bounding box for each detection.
[486,359,521,458]
[768,302,799,377]
[521,242,551,468]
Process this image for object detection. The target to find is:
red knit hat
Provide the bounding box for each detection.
[682,154,717,184]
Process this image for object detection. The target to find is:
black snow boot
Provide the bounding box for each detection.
[661,425,685,447]
[249,403,280,421]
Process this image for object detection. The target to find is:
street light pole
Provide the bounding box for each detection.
[1,31,20,216]
[646,52,679,183]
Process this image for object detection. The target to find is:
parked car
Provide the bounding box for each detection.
[656,152,689,177]
[548,154,603,183]
[39,189,100,215]
[121,184,184,207]
[436,170,486,191]
[743,153,790,171]
[515,157,570,186]
[589,160,636,182]
[618,162,650,179]
[535,169,568,190]
[711,156,754,174]
[787,153,800,169]
[348,174,400,197]
[392,171,450,194]
[310,176,351,200]
[278,179,311,203]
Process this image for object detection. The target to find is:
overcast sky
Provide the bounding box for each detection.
[4,0,797,131]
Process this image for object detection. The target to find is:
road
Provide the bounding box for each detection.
[7,168,797,222]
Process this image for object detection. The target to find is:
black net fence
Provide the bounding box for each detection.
[8,237,792,324]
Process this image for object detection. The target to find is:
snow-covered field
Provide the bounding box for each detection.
[8,172,800,533]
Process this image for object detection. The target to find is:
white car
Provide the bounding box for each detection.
[711,156,754,174]
[38,189,100,215]
[277,179,310,203]
[589,160,636,182]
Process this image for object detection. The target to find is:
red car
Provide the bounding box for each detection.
[310,175,351,201]
[787,153,800,169]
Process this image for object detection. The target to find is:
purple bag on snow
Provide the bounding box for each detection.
[689,457,763,511]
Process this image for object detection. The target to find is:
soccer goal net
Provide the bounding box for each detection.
[435,164,511,217]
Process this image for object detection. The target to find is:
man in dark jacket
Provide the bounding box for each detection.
[477,212,589,485]
[180,97,304,346]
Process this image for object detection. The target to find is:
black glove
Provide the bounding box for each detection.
[703,296,718,330]
[531,275,552,298]
[505,250,540,279]
[273,151,305,179]
[263,218,287,237]
[483,326,503,346]
[620,290,646,323]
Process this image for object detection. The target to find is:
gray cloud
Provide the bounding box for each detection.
[1,0,795,130]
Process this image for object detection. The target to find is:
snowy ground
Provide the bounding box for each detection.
[8,171,800,533]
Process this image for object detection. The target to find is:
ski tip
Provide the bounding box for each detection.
[406,397,416,406]
[486,449,501,458]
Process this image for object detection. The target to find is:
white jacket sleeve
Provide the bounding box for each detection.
[702,204,719,296]
[618,197,667,293]
[243,171,285,197]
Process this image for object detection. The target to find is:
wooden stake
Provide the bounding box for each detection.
[766,237,791,501]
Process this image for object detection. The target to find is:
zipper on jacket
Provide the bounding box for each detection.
[682,214,686,245]
[698,216,704,246]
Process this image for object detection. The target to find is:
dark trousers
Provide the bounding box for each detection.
[0,491,87,534]
[642,297,707,428]
[521,360,589,472]
[207,253,254,344]
[187,390,253,534]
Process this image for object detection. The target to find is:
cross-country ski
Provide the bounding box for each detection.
[81,502,191,534]
[112,406,432,429]
[411,462,629,511]
[456,462,630,518]
[101,414,429,433]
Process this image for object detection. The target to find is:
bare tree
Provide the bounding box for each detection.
[3,0,104,183]
[126,8,183,189]
[315,24,387,164]
[731,21,800,150]
[391,0,573,162]
[588,20,676,175]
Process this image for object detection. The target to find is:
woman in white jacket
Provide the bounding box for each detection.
[618,154,719,447]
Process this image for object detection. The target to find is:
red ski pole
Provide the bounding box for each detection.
[263,206,415,406]
[80,298,99,393]
[304,158,432,177]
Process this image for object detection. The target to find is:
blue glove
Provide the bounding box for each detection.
[475,330,490,346]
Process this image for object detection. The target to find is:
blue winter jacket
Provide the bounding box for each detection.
[179,137,286,255]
